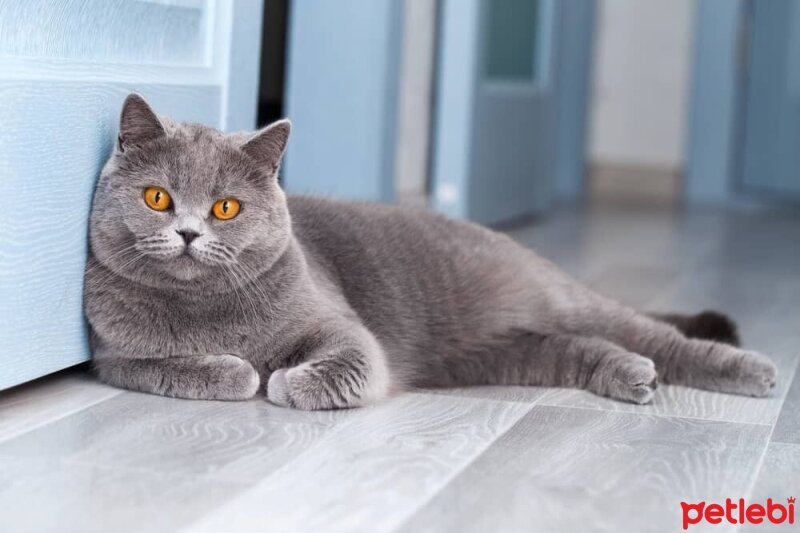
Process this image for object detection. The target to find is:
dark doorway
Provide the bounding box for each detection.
[257,0,289,127]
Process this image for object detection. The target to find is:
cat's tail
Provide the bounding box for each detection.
[648,310,740,346]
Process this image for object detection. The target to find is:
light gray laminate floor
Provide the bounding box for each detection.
[1,204,798,533]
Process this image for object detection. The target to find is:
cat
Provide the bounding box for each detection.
[84,94,777,410]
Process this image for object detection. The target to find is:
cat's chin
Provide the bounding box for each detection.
[165,255,206,281]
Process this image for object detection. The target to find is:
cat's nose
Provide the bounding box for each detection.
[176,229,200,245]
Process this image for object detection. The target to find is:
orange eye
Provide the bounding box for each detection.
[212,198,241,220]
[143,187,171,211]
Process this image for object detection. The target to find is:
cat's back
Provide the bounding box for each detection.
[287,195,510,264]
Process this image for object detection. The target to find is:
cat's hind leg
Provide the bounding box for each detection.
[426,331,658,405]
[554,299,777,397]
[266,321,391,410]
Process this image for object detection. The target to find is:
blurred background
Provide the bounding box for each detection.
[266,0,800,223]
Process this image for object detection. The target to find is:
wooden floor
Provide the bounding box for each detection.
[1,204,799,533]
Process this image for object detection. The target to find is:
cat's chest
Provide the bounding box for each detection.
[90,284,282,357]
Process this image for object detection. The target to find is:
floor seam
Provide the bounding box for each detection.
[532,399,775,427]
[407,389,539,407]
[763,438,800,446]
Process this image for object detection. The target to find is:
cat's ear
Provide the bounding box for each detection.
[241,119,291,176]
[118,93,165,152]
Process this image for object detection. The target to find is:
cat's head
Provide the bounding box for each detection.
[89,93,292,290]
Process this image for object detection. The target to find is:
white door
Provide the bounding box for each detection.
[0,0,263,389]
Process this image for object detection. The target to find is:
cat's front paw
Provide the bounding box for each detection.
[209,354,261,400]
[265,367,324,409]
[265,361,368,410]
[266,368,292,407]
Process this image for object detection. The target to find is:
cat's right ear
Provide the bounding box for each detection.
[117,93,165,153]
[240,119,292,177]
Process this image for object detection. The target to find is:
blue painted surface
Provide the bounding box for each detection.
[283,0,402,202]
[221,0,265,132]
[0,0,262,389]
[0,84,221,390]
[553,0,595,200]
[0,0,209,65]
[432,0,562,224]
[430,0,481,219]
[741,0,800,198]
[685,0,743,204]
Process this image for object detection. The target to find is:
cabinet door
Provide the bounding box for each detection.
[0,0,263,389]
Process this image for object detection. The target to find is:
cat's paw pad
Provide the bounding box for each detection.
[266,368,292,407]
[214,354,260,400]
[734,350,777,397]
[609,355,658,405]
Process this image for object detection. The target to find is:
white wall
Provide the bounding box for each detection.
[588,0,695,171]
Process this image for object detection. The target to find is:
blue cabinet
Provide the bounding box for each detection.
[0,0,263,389]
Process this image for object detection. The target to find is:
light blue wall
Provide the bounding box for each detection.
[685,0,743,204]
[283,0,403,202]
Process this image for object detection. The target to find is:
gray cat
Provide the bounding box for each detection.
[84,94,777,410]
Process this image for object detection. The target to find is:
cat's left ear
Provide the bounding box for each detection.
[241,119,291,177]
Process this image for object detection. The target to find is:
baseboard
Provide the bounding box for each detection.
[589,162,681,207]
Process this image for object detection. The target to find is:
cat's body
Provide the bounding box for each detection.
[85,95,777,409]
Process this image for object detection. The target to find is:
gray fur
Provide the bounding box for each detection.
[84,94,778,409]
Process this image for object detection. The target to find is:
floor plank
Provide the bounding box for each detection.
[741,442,800,532]
[771,367,800,445]
[185,393,531,533]
[398,405,771,533]
[0,368,121,443]
[0,456,245,533]
[0,390,350,484]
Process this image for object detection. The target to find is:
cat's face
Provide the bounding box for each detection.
[89,94,292,290]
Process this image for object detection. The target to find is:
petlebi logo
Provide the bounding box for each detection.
[681,497,796,529]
